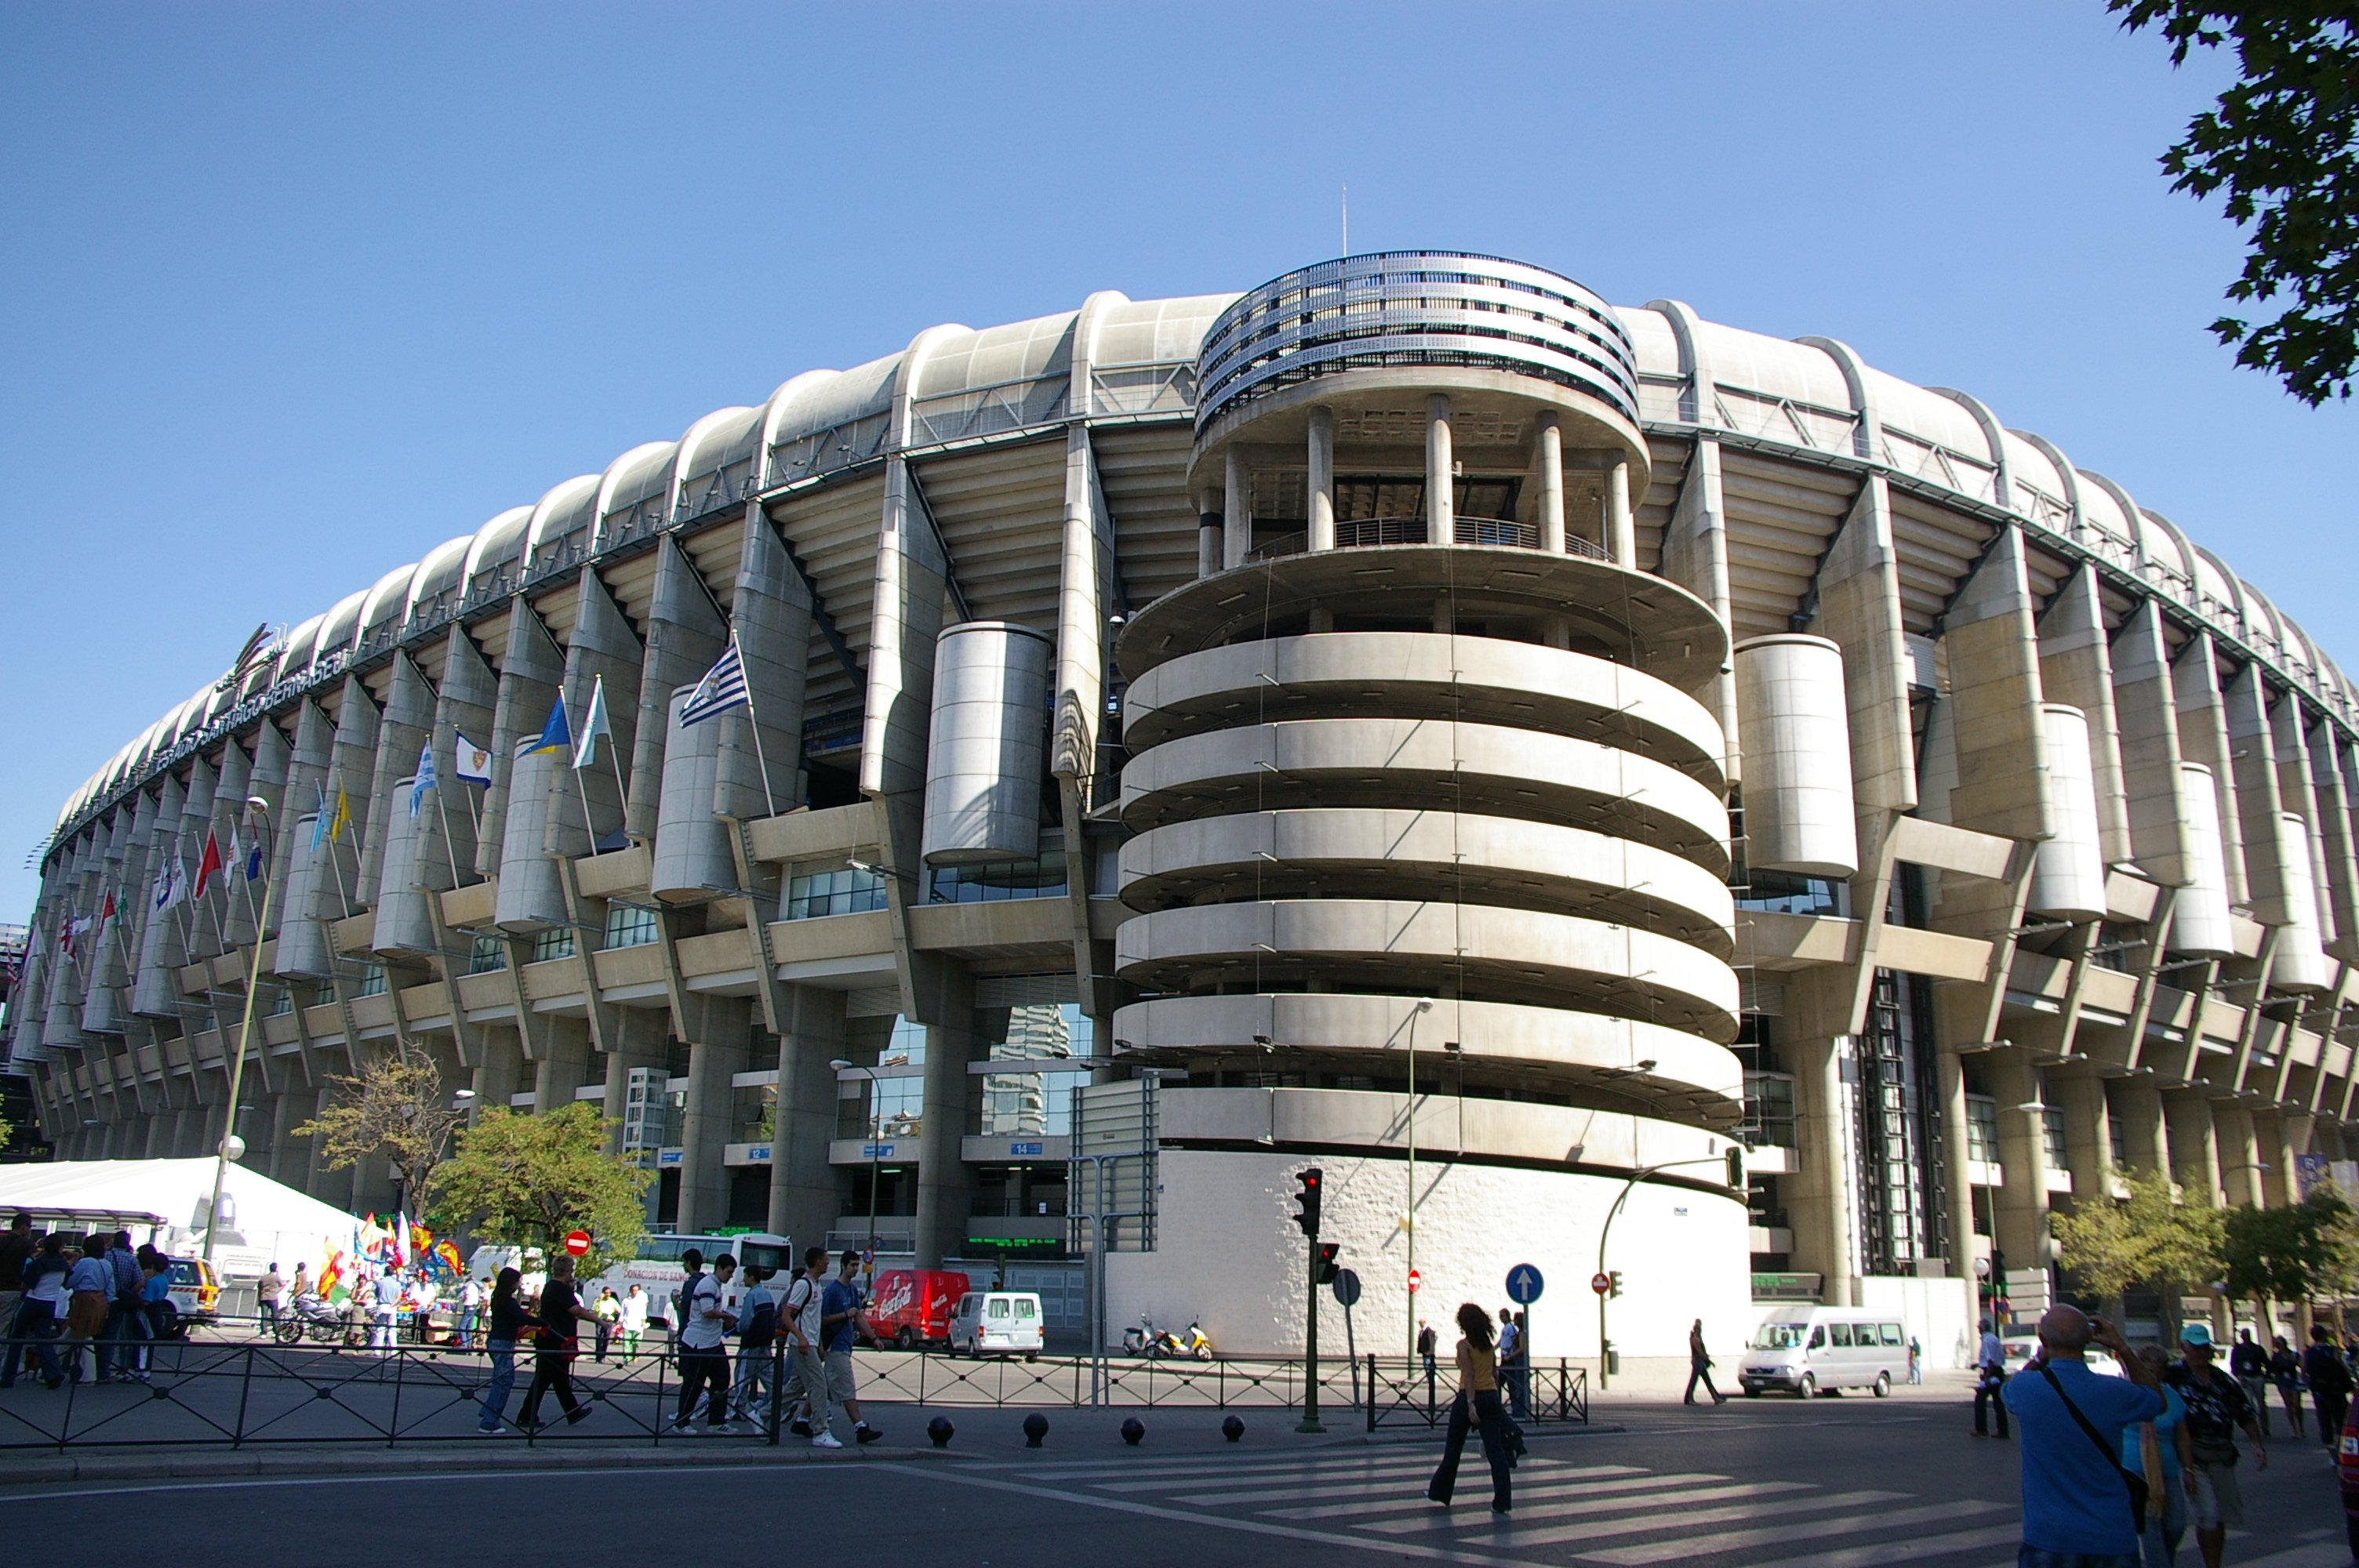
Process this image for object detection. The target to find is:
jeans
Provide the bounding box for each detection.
[675,1346,730,1428]
[107,1301,149,1377]
[257,1298,278,1337]
[2139,1473,2187,1568]
[479,1339,516,1430]
[2236,1375,2269,1437]
[1685,1355,1723,1403]
[371,1308,398,1352]
[1976,1376,2010,1436]
[2312,1386,2346,1447]
[732,1342,772,1420]
[1,1298,63,1387]
[1428,1388,1514,1509]
[594,1322,611,1363]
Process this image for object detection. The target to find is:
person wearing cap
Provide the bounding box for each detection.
[2001,1304,2163,1568]
[2167,1321,2268,1568]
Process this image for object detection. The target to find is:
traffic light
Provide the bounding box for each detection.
[1294,1167,1324,1236]
[1726,1146,1746,1191]
[1608,1270,1623,1298]
[1314,1243,1341,1285]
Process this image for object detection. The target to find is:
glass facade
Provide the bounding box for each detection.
[785,866,887,920]
[928,847,1067,905]
[530,927,576,963]
[467,935,507,974]
[603,903,659,949]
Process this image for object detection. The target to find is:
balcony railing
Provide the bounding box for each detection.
[1245,515,1605,564]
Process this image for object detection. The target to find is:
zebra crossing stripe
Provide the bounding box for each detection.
[1568,1497,2007,1563]
[1169,1463,1643,1506]
[1359,1480,1816,1534]
[1733,1522,2025,1568]
[1267,1471,1732,1519]
[1492,1489,1910,1552]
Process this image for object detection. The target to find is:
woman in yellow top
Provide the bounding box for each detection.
[1427,1301,1515,1514]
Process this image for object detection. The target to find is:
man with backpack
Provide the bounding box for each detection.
[780,1246,836,1447]
[728,1265,778,1425]
[669,1249,736,1434]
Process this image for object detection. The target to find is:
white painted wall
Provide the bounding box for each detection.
[1104,1147,1751,1360]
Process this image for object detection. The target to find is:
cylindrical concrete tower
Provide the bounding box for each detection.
[921,621,1052,866]
[2028,705,2106,922]
[2271,811,2332,993]
[650,686,735,901]
[1733,633,1858,880]
[1106,252,1745,1360]
[2172,762,2236,957]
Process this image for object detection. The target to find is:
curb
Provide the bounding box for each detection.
[0,1439,947,1488]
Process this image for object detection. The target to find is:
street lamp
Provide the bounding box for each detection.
[831,1058,885,1276]
[1594,1153,1734,1391]
[1402,997,1433,1359]
[204,797,274,1266]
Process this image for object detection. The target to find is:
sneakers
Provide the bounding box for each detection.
[566,1405,596,1428]
[811,1431,845,1449]
[476,1425,507,1436]
[703,1422,738,1435]
[789,1420,813,1438]
[855,1424,882,1444]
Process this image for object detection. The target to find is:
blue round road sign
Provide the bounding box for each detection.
[1506,1264,1544,1305]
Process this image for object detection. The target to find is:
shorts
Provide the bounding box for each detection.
[825,1347,858,1403]
[2189,1463,2244,1530]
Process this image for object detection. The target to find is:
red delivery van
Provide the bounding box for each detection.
[865,1269,970,1348]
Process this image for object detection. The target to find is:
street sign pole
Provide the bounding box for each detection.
[1299,1236,1323,1433]
[1333,1269,1363,1410]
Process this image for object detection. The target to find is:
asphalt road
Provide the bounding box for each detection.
[5,1387,2353,1567]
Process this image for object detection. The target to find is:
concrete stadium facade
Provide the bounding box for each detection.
[13,250,2359,1366]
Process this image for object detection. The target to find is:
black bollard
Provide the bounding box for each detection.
[1221,1414,1245,1443]
[1121,1416,1145,1446]
[927,1415,955,1449]
[1023,1412,1049,1447]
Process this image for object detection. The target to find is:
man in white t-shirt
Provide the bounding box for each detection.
[669,1250,736,1432]
[780,1246,837,1447]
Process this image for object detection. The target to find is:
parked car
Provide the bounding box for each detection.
[864,1269,969,1349]
[1737,1305,1908,1398]
[166,1257,221,1329]
[946,1290,1044,1360]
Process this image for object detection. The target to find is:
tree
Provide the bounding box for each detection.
[2223,1188,2359,1325]
[2052,1166,2226,1334]
[424,1102,651,1272]
[2110,2,2359,405]
[293,1044,464,1210]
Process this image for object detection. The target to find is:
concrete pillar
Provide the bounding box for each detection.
[2109,601,2192,886]
[1606,456,1634,568]
[2037,565,2135,866]
[471,1026,525,1115]
[2165,1090,2222,1203]
[1223,448,1252,570]
[913,966,979,1269]
[2263,1109,2310,1207]
[1534,413,1565,555]
[2215,1102,2266,1207]
[1306,407,1336,554]
[2052,1066,2113,1202]
[532,1018,594,1114]
[1196,488,1221,579]
[2174,636,2248,905]
[2117,1078,2168,1180]
[1424,396,1453,544]
[674,1014,751,1236]
[267,1088,315,1189]
[769,984,848,1248]
[1937,1045,1979,1283]
[1788,1032,1855,1307]
[1988,1051,2053,1272]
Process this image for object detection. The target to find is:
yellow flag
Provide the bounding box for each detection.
[327,785,351,844]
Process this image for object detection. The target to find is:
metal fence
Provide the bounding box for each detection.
[1364,1356,1590,1432]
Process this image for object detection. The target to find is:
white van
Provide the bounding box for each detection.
[947,1291,1045,1360]
[1736,1306,1908,1399]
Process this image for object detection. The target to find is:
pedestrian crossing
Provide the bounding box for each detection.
[970,1444,2031,1566]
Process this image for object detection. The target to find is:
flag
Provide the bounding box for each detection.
[97,888,117,932]
[572,675,612,770]
[151,858,186,912]
[326,785,351,844]
[522,695,570,757]
[453,731,493,785]
[409,739,435,818]
[680,640,750,726]
[225,824,242,885]
[310,784,330,849]
[393,1210,412,1269]
[57,910,76,960]
[243,835,265,882]
[193,829,225,900]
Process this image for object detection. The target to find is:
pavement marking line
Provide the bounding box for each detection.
[1734,1522,2023,1568]
[1500,1489,1917,1552]
[1356,1481,1816,1534]
[1267,1472,1728,1519]
[1093,1454,1448,1494]
[871,1460,1532,1568]
[1161,1463,1648,1505]
[2228,1545,2359,1568]
[0,1462,840,1504]
[1011,1449,1451,1479]
[1568,1497,2008,1563]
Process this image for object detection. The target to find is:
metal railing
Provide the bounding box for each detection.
[1364,1356,1589,1431]
[1244,515,1587,564]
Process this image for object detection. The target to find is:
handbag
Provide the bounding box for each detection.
[2039,1363,2151,1536]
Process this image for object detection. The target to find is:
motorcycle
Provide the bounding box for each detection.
[1151,1319,1213,1361]
[1122,1314,1158,1356]
[273,1293,361,1347]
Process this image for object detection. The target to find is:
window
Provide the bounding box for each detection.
[1830,1323,1852,1348]
[841,1013,926,1069]
[786,865,887,920]
[2041,1105,2067,1165]
[1965,1096,1999,1163]
[972,1070,1089,1138]
[266,987,293,1017]
[987,1298,1010,1320]
[928,847,1067,905]
[353,963,387,998]
[603,903,659,949]
[530,927,576,963]
[983,999,1087,1062]
[467,935,507,975]
[732,1083,778,1143]
[2108,1109,2128,1170]
[1808,1326,1825,1349]
[838,1073,924,1140]
[1742,1072,1797,1149]
[1881,1323,1903,1347]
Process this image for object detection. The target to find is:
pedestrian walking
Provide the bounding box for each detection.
[256,1262,284,1338]
[136,1250,170,1374]
[822,1249,883,1444]
[2124,1344,2194,1568]
[0,1234,69,1389]
[476,1267,526,1434]
[592,1287,618,1363]
[2304,1323,2352,1449]
[1425,1302,1514,1515]
[456,1276,483,1350]
[1497,1305,1528,1420]
[729,1267,776,1423]
[0,1214,35,1341]
[1974,1315,2011,1439]
[2229,1330,2269,1439]
[2168,1322,2269,1568]
[516,1254,598,1431]
[620,1283,647,1358]
[1909,1334,1924,1385]
[60,1235,111,1383]
[1684,1317,1728,1405]
[2001,1304,2165,1568]
[2266,1335,2304,1440]
[1417,1319,1437,1385]
[669,1248,735,1433]
[369,1268,401,1354]
[780,1246,834,1445]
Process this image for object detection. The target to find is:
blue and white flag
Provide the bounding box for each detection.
[572,675,612,770]
[409,740,436,818]
[680,641,749,727]
[453,732,493,786]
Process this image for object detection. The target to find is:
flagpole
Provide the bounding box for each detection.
[733,631,780,819]
[434,779,465,890]
[205,800,274,1267]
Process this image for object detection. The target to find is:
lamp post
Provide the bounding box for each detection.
[204,797,274,1266]
[1404,997,1432,1358]
[831,1058,885,1275]
[1594,1154,1730,1391]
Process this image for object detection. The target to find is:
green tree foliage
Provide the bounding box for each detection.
[424,1102,651,1272]
[292,1045,463,1210]
[2223,1187,2359,1318]
[2111,2,2359,404]
[2052,1166,2226,1330]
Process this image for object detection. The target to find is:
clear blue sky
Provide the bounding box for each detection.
[3,2,2351,920]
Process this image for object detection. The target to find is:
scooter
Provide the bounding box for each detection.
[1169,1320,1213,1361]
[1122,1314,1158,1356]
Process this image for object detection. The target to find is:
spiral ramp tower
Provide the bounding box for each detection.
[1102,255,1750,1348]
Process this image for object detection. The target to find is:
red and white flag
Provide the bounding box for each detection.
[192,829,225,900]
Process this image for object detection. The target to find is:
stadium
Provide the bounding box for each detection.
[12,249,2356,1367]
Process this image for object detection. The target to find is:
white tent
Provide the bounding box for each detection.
[0,1160,360,1282]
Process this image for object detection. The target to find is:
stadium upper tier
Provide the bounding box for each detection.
[39,256,2347,851]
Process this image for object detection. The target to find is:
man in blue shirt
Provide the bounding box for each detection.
[820,1250,882,1445]
[2001,1305,2165,1568]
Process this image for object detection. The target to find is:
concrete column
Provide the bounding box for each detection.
[267,1088,315,1189]
[2109,601,2193,885]
[2263,1109,2310,1207]
[2174,636,2248,905]
[913,965,979,1269]
[2215,1102,2266,1207]
[1223,448,1252,569]
[1937,1045,1979,1283]
[471,1025,525,1114]
[1606,456,1634,568]
[2116,1078,2168,1179]
[598,1009,670,1155]
[1306,407,1336,554]
[532,1018,594,1114]
[2052,1066,2113,1202]
[2165,1090,2222,1203]
[1787,1032,1855,1307]
[1424,396,1453,543]
[674,1005,752,1236]
[2038,566,2135,866]
[1534,413,1565,555]
[1988,1050,2053,1272]
[769,984,848,1248]
[1196,488,1221,579]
